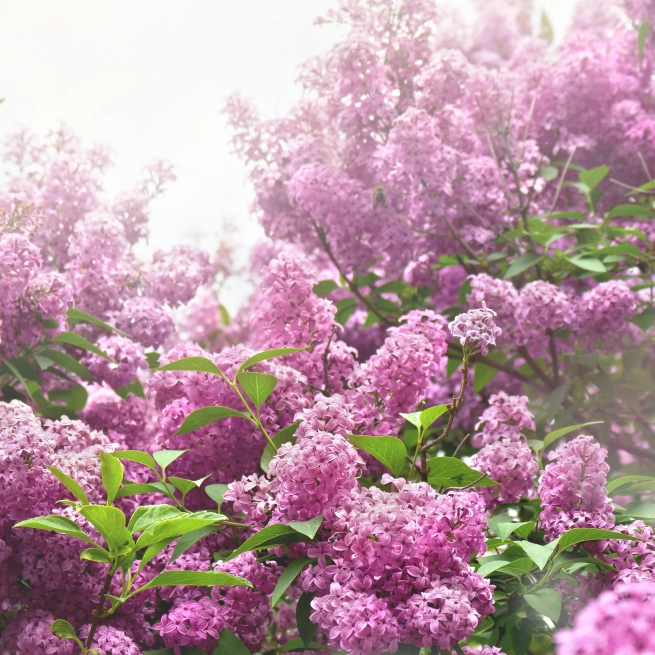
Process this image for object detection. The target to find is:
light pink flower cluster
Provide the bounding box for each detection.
[539,435,615,542]
[448,303,502,355]
[473,392,535,447]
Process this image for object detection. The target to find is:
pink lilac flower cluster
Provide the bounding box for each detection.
[304,477,493,654]
[538,435,615,542]
[448,303,502,355]
[471,439,538,510]
[555,582,655,655]
[473,392,535,447]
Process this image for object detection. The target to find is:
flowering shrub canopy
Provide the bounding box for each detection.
[2,1,655,654]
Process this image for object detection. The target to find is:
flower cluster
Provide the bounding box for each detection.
[473,392,535,447]
[539,435,615,542]
[448,303,502,355]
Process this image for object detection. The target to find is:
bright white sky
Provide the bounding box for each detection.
[0,0,575,309]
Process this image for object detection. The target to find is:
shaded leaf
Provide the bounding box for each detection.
[297,591,317,646]
[516,539,560,570]
[170,526,218,564]
[524,588,561,622]
[175,406,252,435]
[238,348,306,372]
[427,456,499,488]
[214,628,251,655]
[272,557,315,606]
[56,331,113,361]
[348,435,407,476]
[14,515,97,546]
[579,165,609,189]
[261,421,300,473]
[67,308,128,336]
[313,280,339,297]
[40,349,94,381]
[46,465,89,505]
[543,421,604,450]
[505,253,544,278]
[137,571,251,594]
[227,524,312,561]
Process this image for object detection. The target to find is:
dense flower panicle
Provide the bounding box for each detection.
[80,624,144,655]
[448,303,502,355]
[142,245,213,307]
[223,473,276,529]
[575,280,637,347]
[555,582,655,655]
[251,253,337,348]
[473,392,535,447]
[472,439,538,509]
[111,296,175,348]
[154,596,228,655]
[0,610,75,655]
[212,552,280,651]
[294,393,356,439]
[310,589,400,655]
[539,435,615,541]
[82,334,147,390]
[513,281,573,352]
[268,429,365,524]
[466,274,519,334]
[605,521,655,585]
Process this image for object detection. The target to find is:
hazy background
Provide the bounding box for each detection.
[0,0,576,308]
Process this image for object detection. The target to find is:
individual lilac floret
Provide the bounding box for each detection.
[539,435,615,542]
[472,439,538,509]
[473,392,535,447]
[154,596,228,655]
[555,582,655,655]
[448,302,502,355]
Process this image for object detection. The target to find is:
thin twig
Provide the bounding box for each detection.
[548,147,577,214]
[517,345,556,390]
[546,329,560,386]
[452,433,471,458]
[84,566,114,648]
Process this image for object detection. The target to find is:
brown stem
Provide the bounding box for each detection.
[84,566,114,649]
[314,224,397,326]
[516,345,556,390]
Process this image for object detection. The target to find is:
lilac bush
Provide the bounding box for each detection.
[1,0,655,654]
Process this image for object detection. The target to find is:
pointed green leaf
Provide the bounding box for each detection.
[153,449,189,471]
[427,456,499,488]
[128,505,181,533]
[579,165,609,190]
[399,411,422,429]
[80,548,111,563]
[524,588,561,622]
[136,513,224,549]
[419,404,449,430]
[112,450,157,472]
[154,356,226,378]
[48,384,88,411]
[116,482,175,499]
[261,421,300,473]
[567,256,607,273]
[238,347,306,372]
[347,435,407,476]
[237,371,277,407]
[312,280,339,297]
[67,307,128,336]
[46,465,89,505]
[14,515,98,546]
[289,515,323,539]
[99,452,124,505]
[170,525,218,563]
[136,571,251,593]
[515,539,560,570]
[214,628,251,655]
[40,349,95,381]
[50,619,82,647]
[297,591,317,646]
[137,538,176,574]
[226,524,311,561]
[1,357,36,401]
[543,421,604,450]
[558,528,640,551]
[145,351,160,369]
[272,557,315,606]
[79,505,128,551]
[607,475,655,494]
[639,21,650,59]
[175,406,252,435]
[505,253,544,278]
[56,331,113,361]
[205,484,230,509]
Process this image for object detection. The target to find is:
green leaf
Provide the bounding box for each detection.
[632,307,655,331]
[136,571,251,594]
[48,384,88,411]
[175,406,252,435]
[335,297,357,325]
[153,450,189,472]
[214,628,251,655]
[638,21,650,60]
[497,557,537,578]
[579,165,609,190]
[516,539,560,570]
[238,347,306,372]
[400,411,422,429]
[542,421,604,450]
[56,331,113,361]
[145,351,160,369]
[137,538,176,574]
[524,588,561,622]
[289,515,323,539]
[116,378,145,400]
[347,435,407,476]
[50,619,82,645]
[427,456,499,488]
[281,638,326,653]
[1,357,36,401]
[170,525,218,563]
[474,357,502,393]
[79,505,127,551]
[490,519,535,541]
[558,527,639,551]
[419,404,449,430]
[272,557,315,606]
[261,421,300,473]
[112,450,157,472]
[446,357,460,379]
[477,558,513,578]
[40,349,94,381]
[540,165,558,181]
[226,524,313,561]
[67,307,128,336]
[46,465,89,504]
[137,514,224,548]
[116,482,175,499]
[312,280,339,296]
[458,277,473,305]
[505,253,544,278]
[169,476,209,496]
[622,501,655,519]
[237,371,277,407]
[128,505,182,533]
[100,452,124,505]
[80,547,111,563]
[567,256,607,273]
[154,356,226,378]
[607,475,655,494]
[544,383,570,423]
[297,591,317,646]
[205,484,230,509]
[14,514,98,545]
